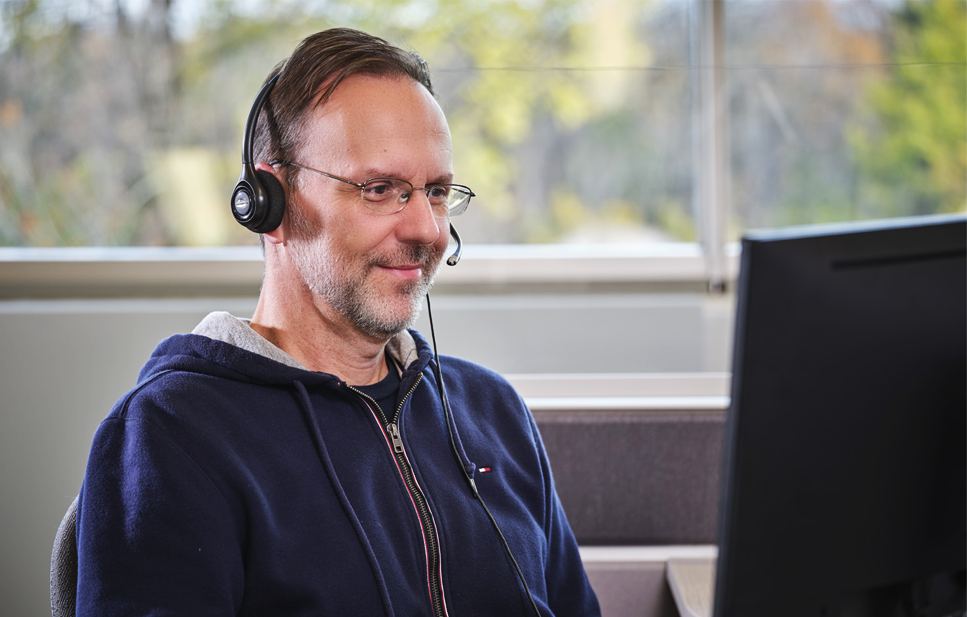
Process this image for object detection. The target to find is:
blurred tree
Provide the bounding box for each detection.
[850,0,967,216]
[0,0,178,246]
[1,0,609,245]
[2,0,678,246]
[27,0,937,247]
[6,0,956,247]
[726,0,891,232]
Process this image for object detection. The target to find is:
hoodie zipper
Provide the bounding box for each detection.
[348,374,448,617]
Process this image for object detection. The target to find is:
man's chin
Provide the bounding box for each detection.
[354,312,417,340]
[348,291,426,339]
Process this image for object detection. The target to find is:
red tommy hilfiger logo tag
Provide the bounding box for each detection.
[477,466,493,473]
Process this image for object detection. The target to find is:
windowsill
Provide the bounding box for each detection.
[0,243,740,299]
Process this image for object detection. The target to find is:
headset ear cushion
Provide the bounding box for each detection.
[250,169,286,233]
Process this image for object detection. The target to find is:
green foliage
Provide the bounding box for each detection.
[0,0,685,246]
[655,200,695,242]
[850,0,967,215]
[9,0,960,247]
[0,0,607,245]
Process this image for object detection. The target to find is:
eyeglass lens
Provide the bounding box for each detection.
[361,179,471,216]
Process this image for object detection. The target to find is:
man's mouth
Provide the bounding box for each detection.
[375,263,424,280]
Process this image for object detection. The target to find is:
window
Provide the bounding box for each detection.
[3,0,959,252]
[726,0,966,236]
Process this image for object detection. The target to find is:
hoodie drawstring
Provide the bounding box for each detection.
[292,379,395,617]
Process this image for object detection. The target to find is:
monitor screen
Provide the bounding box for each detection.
[714,214,967,617]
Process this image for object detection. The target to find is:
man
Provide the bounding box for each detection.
[76,28,600,616]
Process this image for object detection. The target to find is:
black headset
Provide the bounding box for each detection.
[230,72,463,266]
[231,73,287,233]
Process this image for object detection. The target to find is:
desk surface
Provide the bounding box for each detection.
[666,557,716,617]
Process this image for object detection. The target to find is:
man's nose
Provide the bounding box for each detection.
[396,190,444,246]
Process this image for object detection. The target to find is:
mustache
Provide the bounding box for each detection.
[369,244,440,269]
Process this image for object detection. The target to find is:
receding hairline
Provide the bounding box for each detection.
[306,71,438,118]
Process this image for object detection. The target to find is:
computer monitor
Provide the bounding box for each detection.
[714,214,967,617]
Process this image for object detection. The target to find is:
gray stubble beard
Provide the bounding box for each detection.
[287,205,444,339]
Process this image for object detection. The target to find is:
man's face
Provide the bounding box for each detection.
[284,74,452,339]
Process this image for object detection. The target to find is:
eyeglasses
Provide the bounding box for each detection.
[272,160,474,218]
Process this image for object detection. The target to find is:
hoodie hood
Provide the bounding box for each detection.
[137,311,431,391]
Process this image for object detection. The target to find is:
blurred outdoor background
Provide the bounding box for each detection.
[1,0,963,249]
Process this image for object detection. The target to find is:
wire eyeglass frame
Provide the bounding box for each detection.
[271,159,474,218]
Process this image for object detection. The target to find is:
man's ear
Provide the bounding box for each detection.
[255,162,287,245]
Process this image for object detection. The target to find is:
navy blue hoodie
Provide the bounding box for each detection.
[76,317,600,616]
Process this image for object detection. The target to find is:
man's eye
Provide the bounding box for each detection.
[427,186,451,201]
[363,181,396,201]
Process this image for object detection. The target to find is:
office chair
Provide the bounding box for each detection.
[51,494,79,617]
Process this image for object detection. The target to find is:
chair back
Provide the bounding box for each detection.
[51,495,79,617]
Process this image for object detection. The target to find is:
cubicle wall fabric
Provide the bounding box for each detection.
[535,409,724,545]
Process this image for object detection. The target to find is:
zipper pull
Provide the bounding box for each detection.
[387,423,404,454]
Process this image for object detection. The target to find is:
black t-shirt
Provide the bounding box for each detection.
[354,355,401,419]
